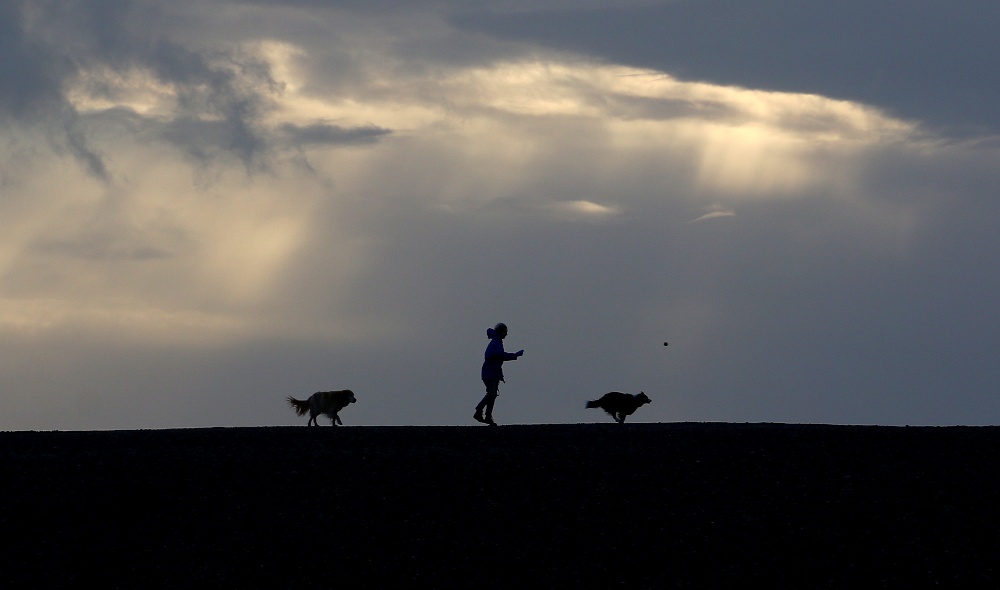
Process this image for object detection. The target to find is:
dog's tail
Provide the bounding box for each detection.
[585,400,601,409]
[287,396,310,416]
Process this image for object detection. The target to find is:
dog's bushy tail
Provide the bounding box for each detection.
[287,396,310,416]
[585,400,601,409]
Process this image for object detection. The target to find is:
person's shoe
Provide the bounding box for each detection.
[473,412,487,424]
[484,415,497,426]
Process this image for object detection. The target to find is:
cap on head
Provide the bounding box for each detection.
[494,322,508,334]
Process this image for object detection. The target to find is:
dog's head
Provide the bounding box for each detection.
[346,390,357,404]
[636,392,651,406]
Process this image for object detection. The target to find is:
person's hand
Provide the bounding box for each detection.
[515,349,524,357]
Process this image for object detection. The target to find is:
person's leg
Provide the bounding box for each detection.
[475,381,499,423]
[483,381,499,424]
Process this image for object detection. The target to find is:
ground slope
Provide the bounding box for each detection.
[2,423,998,586]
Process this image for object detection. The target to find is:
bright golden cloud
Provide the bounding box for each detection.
[3,46,925,345]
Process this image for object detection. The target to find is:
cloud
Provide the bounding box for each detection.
[688,209,735,223]
[0,2,110,180]
[280,122,392,146]
[546,200,621,220]
[452,0,1000,135]
[0,2,63,119]
[6,2,293,174]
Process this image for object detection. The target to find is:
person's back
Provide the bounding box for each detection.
[481,326,511,382]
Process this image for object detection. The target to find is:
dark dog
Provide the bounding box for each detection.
[585,391,651,423]
[287,390,357,426]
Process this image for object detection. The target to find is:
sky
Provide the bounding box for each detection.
[2,0,999,430]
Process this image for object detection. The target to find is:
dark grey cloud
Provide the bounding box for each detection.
[0,1,110,179]
[131,38,283,170]
[60,114,109,178]
[32,230,174,262]
[452,1,1000,135]
[158,114,267,170]
[0,1,284,174]
[280,122,392,146]
[0,1,64,119]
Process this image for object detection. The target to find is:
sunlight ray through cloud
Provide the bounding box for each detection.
[5,35,930,345]
[265,54,922,206]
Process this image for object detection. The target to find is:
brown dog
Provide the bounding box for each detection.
[287,390,357,426]
[585,391,651,423]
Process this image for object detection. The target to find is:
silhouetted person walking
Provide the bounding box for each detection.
[474,322,523,425]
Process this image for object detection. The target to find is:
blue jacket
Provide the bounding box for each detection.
[481,327,519,382]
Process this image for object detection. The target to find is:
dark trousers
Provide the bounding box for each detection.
[476,380,500,416]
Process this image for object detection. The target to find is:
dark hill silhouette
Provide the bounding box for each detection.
[2,423,998,586]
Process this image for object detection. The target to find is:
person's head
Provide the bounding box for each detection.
[493,322,508,338]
